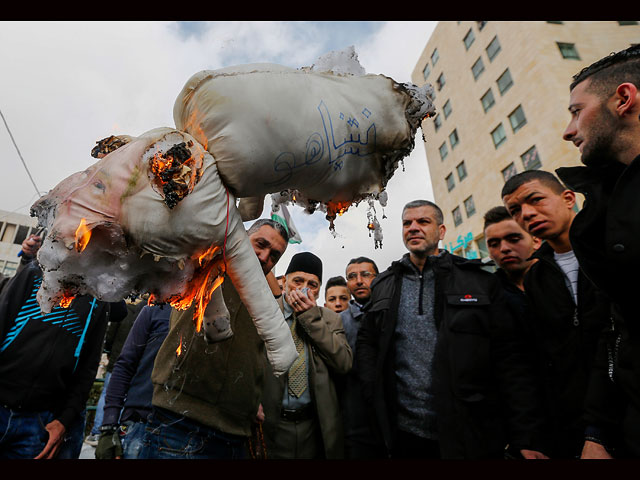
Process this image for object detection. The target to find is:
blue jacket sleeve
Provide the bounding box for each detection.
[102,306,153,426]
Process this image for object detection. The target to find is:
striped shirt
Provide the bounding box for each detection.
[554,249,580,305]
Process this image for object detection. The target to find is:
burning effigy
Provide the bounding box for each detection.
[30,47,435,376]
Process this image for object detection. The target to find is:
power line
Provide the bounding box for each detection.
[0,108,42,197]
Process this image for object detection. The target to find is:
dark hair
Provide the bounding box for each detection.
[346,256,379,275]
[570,44,640,97]
[501,170,567,198]
[483,206,512,230]
[325,276,347,294]
[402,199,444,225]
[247,218,289,244]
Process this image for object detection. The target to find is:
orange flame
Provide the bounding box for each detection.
[198,245,220,267]
[59,294,75,308]
[183,109,208,151]
[167,244,226,333]
[326,201,352,218]
[176,333,183,356]
[75,218,92,253]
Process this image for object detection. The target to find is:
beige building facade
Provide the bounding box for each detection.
[0,209,38,277]
[411,20,640,260]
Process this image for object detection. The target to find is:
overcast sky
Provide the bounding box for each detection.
[0,20,438,299]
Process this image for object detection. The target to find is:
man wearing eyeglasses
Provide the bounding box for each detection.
[337,256,384,458]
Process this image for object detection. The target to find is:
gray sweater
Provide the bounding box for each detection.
[394,255,438,440]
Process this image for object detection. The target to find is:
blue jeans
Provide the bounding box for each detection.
[0,406,55,459]
[57,411,86,459]
[121,420,146,459]
[139,407,247,459]
[0,405,84,459]
[90,371,111,435]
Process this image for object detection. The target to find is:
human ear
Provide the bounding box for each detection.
[562,189,576,209]
[615,82,639,117]
[438,223,447,240]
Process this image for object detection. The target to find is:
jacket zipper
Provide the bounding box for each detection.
[607,315,621,383]
[418,272,424,315]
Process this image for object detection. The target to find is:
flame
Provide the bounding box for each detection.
[167,244,226,333]
[326,201,352,219]
[176,333,183,356]
[183,108,208,150]
[74,218,92,253]
[198,245,220,267]
[367,223,375,230]
[59,294,75,308]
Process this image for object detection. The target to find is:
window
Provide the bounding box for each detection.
[434,113,442,132]
[497,68,514,95]
[463,29,475,50]
[477,21,487,30]
[547,21,563,24]
[446,173,455,192]
[618,21,638,25]
[1,223,16,243]
[449,129,460,149]
[557,42,580,60]
[491,123,507,149]
[476,235,489,259]
[521,145,542,170]
[439,142,449,161]
[481,88,495,112]
[471,57,485,80]
[502,162,518,181]
[452,206,463,226]
[486,35,501,61]
[443,99,452,118]
[422,63,431,80]
[431,48,440,66]
[437,72,446,91]
[508,105,527,133]
[13,225,30,246]
[456,161,467,181]
[464,196,476,218]
[2,261,18,277]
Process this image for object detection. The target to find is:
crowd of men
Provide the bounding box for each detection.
[0,44,639,460]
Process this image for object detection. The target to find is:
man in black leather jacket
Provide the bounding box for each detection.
[356,199,546,459]
[558,43,640,458]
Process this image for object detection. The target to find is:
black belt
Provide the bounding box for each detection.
[281,404,314,422]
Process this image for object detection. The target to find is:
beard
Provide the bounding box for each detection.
[405,236,440,257]
[581,104,619,169]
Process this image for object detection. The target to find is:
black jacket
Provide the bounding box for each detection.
[356,251,544,459]
[557,157,640,456]
[0,262,127,428]
[522,241,610,457]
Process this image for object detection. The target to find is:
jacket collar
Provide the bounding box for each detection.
[530,240,557,262]
[392,249,451,275]
[556,154,635,195]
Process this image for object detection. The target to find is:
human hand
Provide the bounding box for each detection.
[95,426,123,459]
[34,419,66,459]
[520,449,549,459]
[255,403,265,423]
[287,288,315,314]
[581,441,613,459]
[21,234,42,257]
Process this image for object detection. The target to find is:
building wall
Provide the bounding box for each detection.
[411,20,640,259]
[0,209,38,277]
